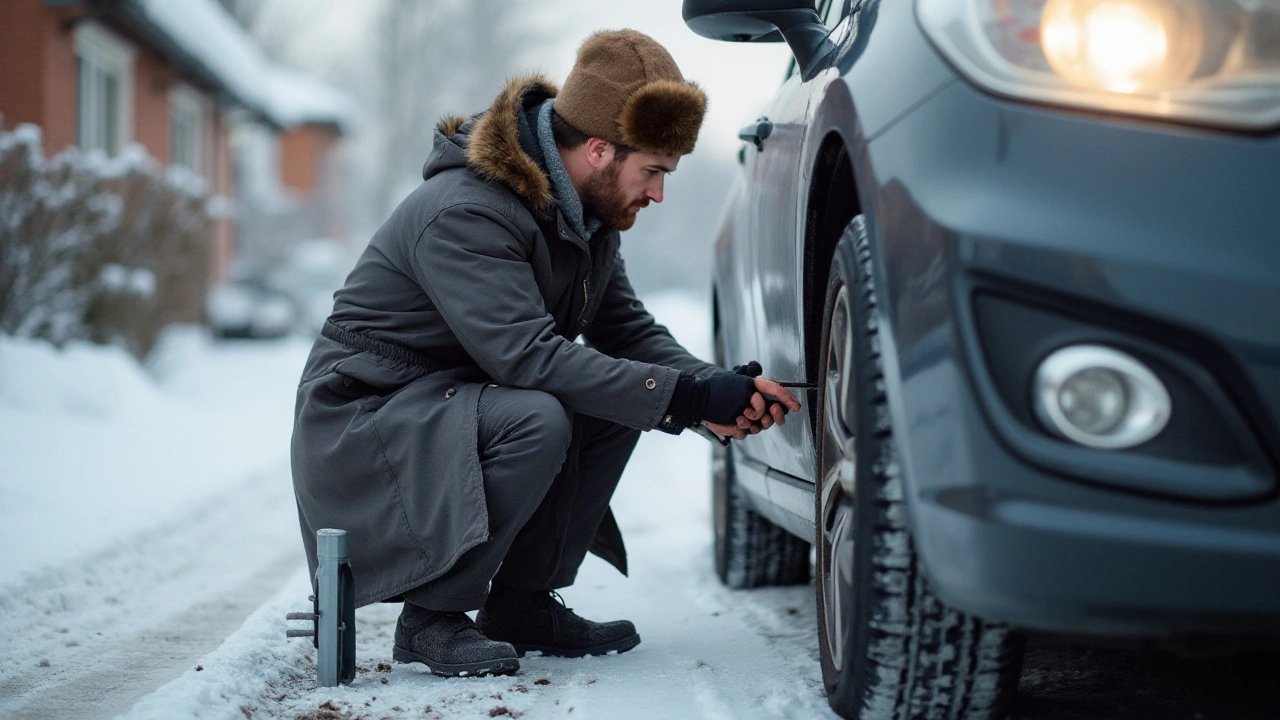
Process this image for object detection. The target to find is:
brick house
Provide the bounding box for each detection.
[0,0,350,284]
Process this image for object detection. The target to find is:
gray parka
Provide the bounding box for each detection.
[291,75,717,607]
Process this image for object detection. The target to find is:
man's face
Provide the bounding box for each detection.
[581,148,680,232]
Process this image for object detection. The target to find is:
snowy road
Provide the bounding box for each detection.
[3,295,1278,719]
[0,462,301,719]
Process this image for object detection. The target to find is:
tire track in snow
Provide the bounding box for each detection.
[0,460,302,719]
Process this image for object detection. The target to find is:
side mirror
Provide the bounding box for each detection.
[682,0,834,79]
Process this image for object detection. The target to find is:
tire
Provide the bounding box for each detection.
[711,324,810,589]
[814,217,1023,719]
[713,442,811,588]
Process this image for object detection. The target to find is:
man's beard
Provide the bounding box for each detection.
[581,159,647,231]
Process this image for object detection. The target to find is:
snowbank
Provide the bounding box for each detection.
[0,327,311,585]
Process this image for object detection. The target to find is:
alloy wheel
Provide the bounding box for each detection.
[818,283,858,674]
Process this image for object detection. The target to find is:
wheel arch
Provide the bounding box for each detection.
[802,130,861,398]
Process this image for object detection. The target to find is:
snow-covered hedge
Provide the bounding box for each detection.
[0,122,213,358]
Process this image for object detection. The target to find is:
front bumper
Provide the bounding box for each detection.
[864,76,1280,636]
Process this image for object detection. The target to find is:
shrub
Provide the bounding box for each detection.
[0,122,213,358]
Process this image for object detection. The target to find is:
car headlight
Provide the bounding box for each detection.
[917,0,1280,129]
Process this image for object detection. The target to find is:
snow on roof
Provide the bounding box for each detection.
[130,0,352,133]
[263,67,354,131]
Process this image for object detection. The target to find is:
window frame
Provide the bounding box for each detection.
[74,22,135,156]
[169,82,209,175]
[785,0,852,80]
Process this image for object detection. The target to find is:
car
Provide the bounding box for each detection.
[266,238,351,336]
[682,0,1280,717]
[206,280,297,340]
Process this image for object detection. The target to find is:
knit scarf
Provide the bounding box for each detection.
[526,99,601,240]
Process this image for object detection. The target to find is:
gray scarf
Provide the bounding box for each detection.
[535,99,601,240]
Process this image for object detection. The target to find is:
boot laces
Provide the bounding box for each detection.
[441,611,486,642]
[545,590,572,642]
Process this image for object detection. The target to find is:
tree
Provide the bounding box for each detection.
[373,0,546,215]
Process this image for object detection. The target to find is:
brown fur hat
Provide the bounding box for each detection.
[555,29,707,156]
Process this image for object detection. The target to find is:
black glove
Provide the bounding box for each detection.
[663,371,758,430]
[699,372,758,426]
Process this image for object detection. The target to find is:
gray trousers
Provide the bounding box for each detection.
[402,385,641,612]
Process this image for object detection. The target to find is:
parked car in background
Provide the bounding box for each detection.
[683,0,1280,717]
[267,238,351,336]
[206,277,296,340]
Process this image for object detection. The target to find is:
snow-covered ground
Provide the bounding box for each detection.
[0,293,837,720]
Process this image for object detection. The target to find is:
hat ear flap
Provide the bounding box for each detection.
[617,80,707,156]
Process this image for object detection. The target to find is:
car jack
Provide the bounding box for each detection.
[286,529,356,687]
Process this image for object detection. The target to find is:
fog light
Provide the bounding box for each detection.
[1034,345,1171,449]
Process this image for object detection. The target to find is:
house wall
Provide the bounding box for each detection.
[279,124,336,195]
[132,44,173,165]
[210,109,236,284]
[1,0,241,285]
[0,0,78,154]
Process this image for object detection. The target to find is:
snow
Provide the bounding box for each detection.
[0,293,837,719]
[98,264,157,297]
[263,66,355,130]
[133,0,353,132]
[0,327,310,585]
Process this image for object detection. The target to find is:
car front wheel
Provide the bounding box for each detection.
[814,216,1023,719]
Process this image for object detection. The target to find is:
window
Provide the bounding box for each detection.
[787,0,851,79]
[170,84,208,174]
[817,0,845,32]
[75,23,134,155]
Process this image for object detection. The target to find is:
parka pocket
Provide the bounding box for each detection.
[315,354,421,409]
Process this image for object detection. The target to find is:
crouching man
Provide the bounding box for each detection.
[291,29,800,677]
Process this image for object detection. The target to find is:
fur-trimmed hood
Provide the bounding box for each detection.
[424,74,559,211]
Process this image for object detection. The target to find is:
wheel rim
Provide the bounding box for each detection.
[820,284,857,674]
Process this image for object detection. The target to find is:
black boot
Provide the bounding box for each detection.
[475,586,641,658]
[393,602,519,677]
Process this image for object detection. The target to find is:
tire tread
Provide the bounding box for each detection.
[822,218,1023,720]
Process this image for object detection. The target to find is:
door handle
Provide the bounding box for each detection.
[738,118,773,151]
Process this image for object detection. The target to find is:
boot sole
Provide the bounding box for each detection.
[392,645,520,677]
[512,632,641,658]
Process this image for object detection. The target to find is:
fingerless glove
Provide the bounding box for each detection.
[662,371,758,432]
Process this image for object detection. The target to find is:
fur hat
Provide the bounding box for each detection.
[555,29,707,156]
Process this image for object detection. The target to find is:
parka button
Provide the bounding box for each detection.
[444,387,456,399]
[645,378,656,390]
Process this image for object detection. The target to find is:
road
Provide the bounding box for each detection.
[0,460,302,720]
[3,445,1278,719]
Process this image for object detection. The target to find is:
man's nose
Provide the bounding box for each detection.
[645,177,664,204]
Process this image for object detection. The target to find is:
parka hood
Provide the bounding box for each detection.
[423,74,560,211]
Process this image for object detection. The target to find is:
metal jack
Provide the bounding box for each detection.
[286,529,356,687]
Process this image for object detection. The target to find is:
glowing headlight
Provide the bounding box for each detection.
[917,0,1280,129]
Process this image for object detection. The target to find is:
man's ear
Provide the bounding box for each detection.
[584,138,615,170]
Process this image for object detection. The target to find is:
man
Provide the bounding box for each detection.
[291,29,800,678]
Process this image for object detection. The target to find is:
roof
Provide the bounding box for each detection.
[83,0,354,133]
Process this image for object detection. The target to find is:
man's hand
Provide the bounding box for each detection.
[704,376,801,439]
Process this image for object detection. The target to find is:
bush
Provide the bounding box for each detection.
[0,122,212,358]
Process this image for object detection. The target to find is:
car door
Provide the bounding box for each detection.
[741,0,856,482]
